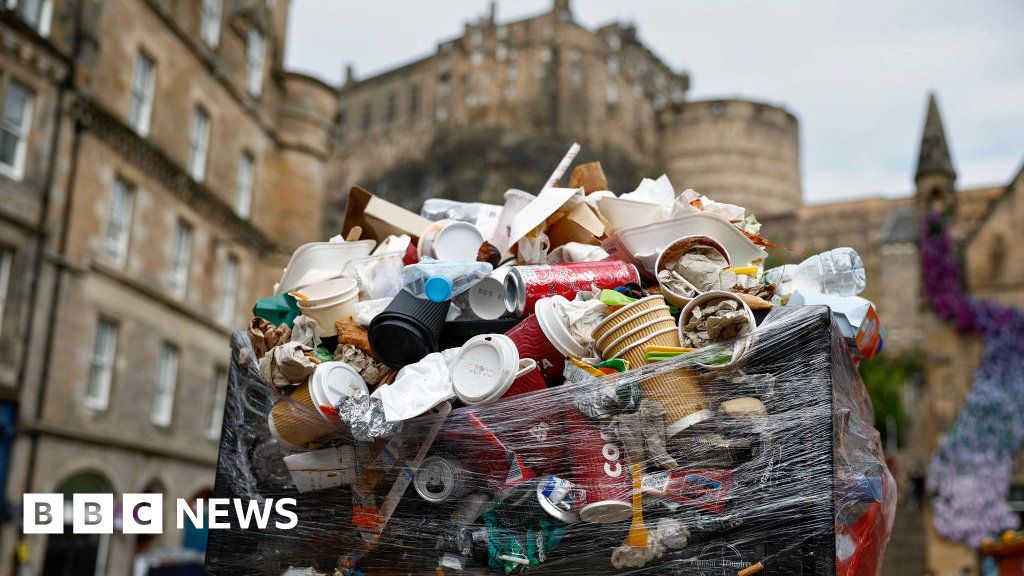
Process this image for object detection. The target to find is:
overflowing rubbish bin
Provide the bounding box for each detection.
[205,146,895,575]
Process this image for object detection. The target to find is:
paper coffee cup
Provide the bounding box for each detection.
[469,265,512,320]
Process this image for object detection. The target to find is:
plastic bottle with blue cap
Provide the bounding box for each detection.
[402,259,493,303]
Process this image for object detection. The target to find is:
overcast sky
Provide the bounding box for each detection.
[285,0,1024,204]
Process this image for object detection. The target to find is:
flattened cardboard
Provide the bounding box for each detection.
[546,201,606,248]
[568,162,608,194]
[342,186,431,244]
[508,187,582,247]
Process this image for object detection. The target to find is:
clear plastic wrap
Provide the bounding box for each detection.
[206,305,894,575]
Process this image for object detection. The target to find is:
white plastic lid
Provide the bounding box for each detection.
[452,334,519,404]
[311,362,368,418]
[534,296,588,358]
[579,500,632,524]
[433,221,484,261]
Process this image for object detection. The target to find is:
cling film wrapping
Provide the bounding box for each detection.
[206,304,895,575]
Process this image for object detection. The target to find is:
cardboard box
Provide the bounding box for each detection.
[546,201,606,248]
[342,186,431,244]
[568,162,608,194]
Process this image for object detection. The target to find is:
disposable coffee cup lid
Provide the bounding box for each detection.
[579,500,632,524]
[311,362,368,418]
[433,221,483,261]
[424,276,453,302]
[535,296,588,358]
[452,334,519,404]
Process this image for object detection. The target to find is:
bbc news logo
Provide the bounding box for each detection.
[23,494,298,534]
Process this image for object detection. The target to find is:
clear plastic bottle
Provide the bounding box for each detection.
[402,259,493,302]
[764,247,866,297]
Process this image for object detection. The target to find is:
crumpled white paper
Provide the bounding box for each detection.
[621,174,676,207]
[373,349,461,422]
[670,188,746,223]
[547,242,609,264]
[355,297,393,326]
[289,315,323,349]
[555,295,608,349]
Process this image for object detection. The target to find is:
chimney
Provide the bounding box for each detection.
[488,1,497,24]
[344,63,356,86]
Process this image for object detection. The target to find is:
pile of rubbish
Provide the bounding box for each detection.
[210,144,894,576]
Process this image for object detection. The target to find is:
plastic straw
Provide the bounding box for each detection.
[542,142,580,191]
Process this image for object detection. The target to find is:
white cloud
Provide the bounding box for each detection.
[286,0,1024,203]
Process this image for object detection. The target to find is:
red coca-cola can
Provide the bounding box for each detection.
[564,406,632,524]
[505,315,565,385]
[504,261,640,316]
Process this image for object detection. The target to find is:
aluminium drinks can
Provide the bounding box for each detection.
[504,261,640,316]
[414,456,471,503]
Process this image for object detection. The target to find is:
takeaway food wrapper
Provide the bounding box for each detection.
[206,305,895,575]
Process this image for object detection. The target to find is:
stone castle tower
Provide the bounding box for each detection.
[325,0,803,233]
[663,98,802,217]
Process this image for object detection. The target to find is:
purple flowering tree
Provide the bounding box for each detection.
[921,211,1024,547]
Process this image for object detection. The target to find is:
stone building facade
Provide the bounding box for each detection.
[0,0,331,574]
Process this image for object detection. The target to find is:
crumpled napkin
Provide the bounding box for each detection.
[516,231,550,264]
[248,317,291,359]
[680,298,750,348]
[611,518,690,568]
[670,188,747,223]
[373,349,460,422]
[335,344,391,387]
[621,174,676,208]
[289,315,322,349]
[258,341,318,390]
[554,295,607,350]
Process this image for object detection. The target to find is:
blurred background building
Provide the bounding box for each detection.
[0,0,1019,574]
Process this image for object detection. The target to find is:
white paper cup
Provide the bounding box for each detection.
[469,265,512,320]
[677,290,756,369]
[284,445,357,493]
[299,291,359,336]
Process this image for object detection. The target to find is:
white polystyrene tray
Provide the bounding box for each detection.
[275,240,377,295]
[612,212,767,273]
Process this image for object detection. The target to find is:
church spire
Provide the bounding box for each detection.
[915,92,957,184]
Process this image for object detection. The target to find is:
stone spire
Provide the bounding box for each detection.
[915,93,958,214]
[915,92,957,183]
